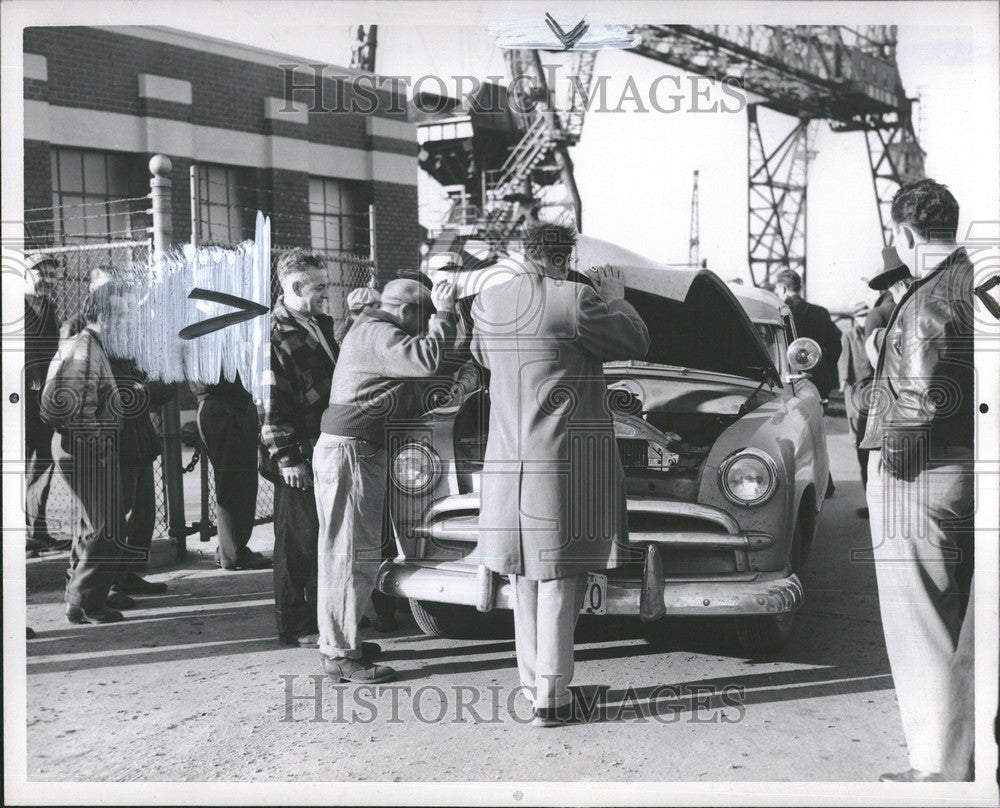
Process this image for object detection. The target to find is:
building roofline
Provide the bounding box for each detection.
[90,25,403,91]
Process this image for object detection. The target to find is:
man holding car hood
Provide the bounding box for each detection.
[470,223,650,727]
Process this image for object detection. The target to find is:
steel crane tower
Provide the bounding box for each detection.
[633,25,924,287]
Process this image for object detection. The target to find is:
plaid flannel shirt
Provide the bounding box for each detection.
[260,297,338,479]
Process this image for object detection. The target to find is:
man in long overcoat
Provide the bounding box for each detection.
[470,223,650,726]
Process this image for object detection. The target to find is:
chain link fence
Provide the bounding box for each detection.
[26,239,172,542]
[189,169,377,536]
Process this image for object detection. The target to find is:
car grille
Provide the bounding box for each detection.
[617,438,648,469]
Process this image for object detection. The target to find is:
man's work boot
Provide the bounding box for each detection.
[321,654,395,684]
[113,573,168,595]
[105,591,136,610]
[65,604,125,624]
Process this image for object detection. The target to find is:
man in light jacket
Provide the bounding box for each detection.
[470,223,650,727]
[315,277,456,684]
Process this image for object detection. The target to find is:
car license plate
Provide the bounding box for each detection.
[581,573,608,615]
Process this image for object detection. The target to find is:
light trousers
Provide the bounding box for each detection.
[511,573,589,709]
[866,450,974,779]
[313,433,387,659]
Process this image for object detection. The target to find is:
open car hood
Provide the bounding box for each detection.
[428,233,780,385]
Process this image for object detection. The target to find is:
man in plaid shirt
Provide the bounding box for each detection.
[261,249,339,647]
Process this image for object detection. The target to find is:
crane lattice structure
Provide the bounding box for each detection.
[354,24,924,289]
[634,25,924,288]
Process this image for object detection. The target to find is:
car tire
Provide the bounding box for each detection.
[731,610,797,656]
[409,599,514,640]
[729,515,804,656]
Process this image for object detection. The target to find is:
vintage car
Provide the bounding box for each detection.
[375,236,830,655]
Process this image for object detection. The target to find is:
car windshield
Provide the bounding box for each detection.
[756,323,784,369]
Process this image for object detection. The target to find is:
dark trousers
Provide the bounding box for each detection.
[55,432,127,610]
[855,409,870,490]
[116,462,157,580]
[197,398,259,567]
[25,390,56,541]
[273,480,319,637]
[371,494,397,621]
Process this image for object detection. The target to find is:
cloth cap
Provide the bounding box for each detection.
[25,253,58,273]
[868,246,912,291]
[346,286,381,312]
[380,278,432,308]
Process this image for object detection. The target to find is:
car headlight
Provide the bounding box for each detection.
[719,449,778,506]
[391,443,441,493]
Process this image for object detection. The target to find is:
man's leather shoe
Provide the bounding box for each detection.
[279,633,320,648]
[113,573,168,595]
[878,769,945,782]
[321,654,396,683]
[531,704,576,728]
[856,507,870,519]
[65,604,125,624]
[218,551,272,571]
[105,592,136,610]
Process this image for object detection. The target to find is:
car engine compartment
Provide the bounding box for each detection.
[451,373,772,502]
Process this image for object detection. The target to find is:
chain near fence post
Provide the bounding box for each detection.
[190,165,212,545]
[149,154,187,561]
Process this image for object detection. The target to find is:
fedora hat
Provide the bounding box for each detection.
[868,246,912,291]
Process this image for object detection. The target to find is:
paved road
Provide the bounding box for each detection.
[23,416,911,783]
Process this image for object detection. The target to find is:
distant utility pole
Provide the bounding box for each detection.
[350,25,378,72]
[688,169,700,267]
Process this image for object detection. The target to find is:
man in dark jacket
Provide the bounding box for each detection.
[109,357,174,597]
[24,254,67,553]
[774,269,843,401]
[861,179,974,783]
[191,371,269,570]
[261,249,338,647]
[43,281,132,624]
[314,277,456,684]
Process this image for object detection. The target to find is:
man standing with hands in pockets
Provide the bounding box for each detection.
[470,224,650,727]
[314,276,457,683]
[262,249,338,648]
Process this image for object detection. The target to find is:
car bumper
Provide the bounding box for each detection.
[376,557,803,618]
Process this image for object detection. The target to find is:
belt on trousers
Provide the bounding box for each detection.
[322,434,378,448]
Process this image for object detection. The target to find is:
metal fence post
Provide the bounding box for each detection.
[149,154,187,561]
[190,165,212,544]
[368,203,378,284]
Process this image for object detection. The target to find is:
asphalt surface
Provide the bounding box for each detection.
[22,415,913,783]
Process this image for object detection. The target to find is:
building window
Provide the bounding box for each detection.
[309,177,368,253]
[48,147,147,243]
[198,164,250,244]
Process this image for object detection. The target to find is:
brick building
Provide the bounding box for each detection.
[22,25,421,281]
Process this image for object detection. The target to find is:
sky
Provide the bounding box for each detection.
[199,9,999,314]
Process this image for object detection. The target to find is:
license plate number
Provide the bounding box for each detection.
[581,573,608,615]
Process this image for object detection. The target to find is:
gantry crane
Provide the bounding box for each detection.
[353,24,924,288]
[632,25,925,287]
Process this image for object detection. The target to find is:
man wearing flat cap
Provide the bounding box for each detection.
[844,247,914,499]
[23,254,67,554]
[314,276,456,683]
